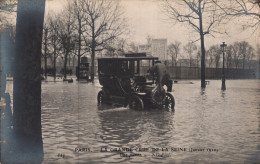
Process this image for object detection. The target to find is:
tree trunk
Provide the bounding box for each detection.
[243,54,245,69]
[53,44,56,80]
[77,19,81,79]
[44,29,48,79]
[73,55,75,70]
[91,46,95,81]
[235,60,239,70]
[175,53,177,66]
[44,55,47,78]
[12,0,45,163]
[91,22,95,82]
[199,1,206,88]
[68,55,71,67]
[63,22,71,79]
[77,54,80,79]
[64,50,68,79]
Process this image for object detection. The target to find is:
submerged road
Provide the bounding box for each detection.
[4,79,260,163]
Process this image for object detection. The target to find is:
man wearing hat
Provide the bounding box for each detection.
[149,60,172,93]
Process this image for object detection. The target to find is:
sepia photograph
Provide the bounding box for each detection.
[0,0,260,163]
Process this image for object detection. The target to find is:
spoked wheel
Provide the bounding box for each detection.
[164,93,175,110]
[129,95,144,110]
[97,90,106,105]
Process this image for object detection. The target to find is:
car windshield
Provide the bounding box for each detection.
[98,57,157,77]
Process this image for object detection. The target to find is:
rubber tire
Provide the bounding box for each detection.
[164,93,175,110]
[97,90,105,105]
[129,95,144,110]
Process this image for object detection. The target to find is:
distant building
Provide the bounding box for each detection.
[138,38,167,61]
[151,39,167,61]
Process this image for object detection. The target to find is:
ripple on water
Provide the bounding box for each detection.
[39,80,260,163]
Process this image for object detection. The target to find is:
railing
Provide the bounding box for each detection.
[140,66,259,79]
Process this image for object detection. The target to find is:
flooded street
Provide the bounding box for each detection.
[40,79,260,163]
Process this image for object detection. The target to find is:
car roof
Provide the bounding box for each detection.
[98,56,158,61]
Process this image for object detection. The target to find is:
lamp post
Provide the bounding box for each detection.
[220,42,227,90]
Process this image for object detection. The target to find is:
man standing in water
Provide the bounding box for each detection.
[149,60,172,92]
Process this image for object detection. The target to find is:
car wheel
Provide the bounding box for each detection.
[97,90,106,105]
[164,93,175,110]
[129,95,144,110]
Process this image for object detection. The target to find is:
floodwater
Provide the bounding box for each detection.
[2,79,258,163]
[39,79,260,163]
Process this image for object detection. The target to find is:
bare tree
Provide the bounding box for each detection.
[206,47,214,67]
[168,41,181,66]
[115,38,127,56]
[127,42,139,53]
[213,0,260,31]
[246,45,254,69]
[80,0,126,81]
[48,14,62,79]
[213,45,221,68]
[232,42,242,69]
[237,41,255,69]
[0,0,16,12]
[183,42,197,67]
[168,44,176,66]
[42,18,52,79]
[104,44,117,56]
[206,45,221,68]
[59,5,75,79]
[162,0,225,87]
[69,0,90,79]
[237,41,254,69]
[225,45,233,69]
[104,38,127,56]
[196,48,201,67]
[0,0,17,27]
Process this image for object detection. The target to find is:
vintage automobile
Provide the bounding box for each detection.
[97,53,175,110]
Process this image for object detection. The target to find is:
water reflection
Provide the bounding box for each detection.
[200,88,207,100]
[96,107,175,163]
[221,90,225,98]
[37,80,260,163]
[98,107,174,146]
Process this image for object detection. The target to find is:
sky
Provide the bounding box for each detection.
[45,0,259,49]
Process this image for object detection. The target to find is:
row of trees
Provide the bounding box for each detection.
[209,41,257,69]
[0,0,259,163]
[168,41,259,69]
[41,0,127,80]
[162,0,260,87]
[0,0,128,162]
[0,0,17,28]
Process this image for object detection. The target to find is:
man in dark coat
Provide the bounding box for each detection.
[149,60,172,92]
